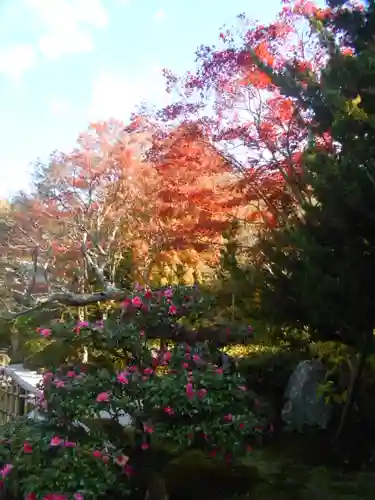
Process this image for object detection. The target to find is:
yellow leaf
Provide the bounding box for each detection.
[352,94,362,106]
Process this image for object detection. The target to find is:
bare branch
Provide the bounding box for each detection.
[1,289,127,319]
[1,289,250,345]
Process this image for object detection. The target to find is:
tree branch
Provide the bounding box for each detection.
[0,290,251,345]
[1,289,127,319]
[141,323,250,345]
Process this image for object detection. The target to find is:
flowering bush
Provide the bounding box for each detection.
[0,286,267,499]
[0,419,121,499]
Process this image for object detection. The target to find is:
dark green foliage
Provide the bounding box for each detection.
[259,0,375,351]
[164,451,260,500]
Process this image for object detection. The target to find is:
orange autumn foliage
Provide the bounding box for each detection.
[149,122,238,256]
[6,118,239,292]
[155,0,332,234]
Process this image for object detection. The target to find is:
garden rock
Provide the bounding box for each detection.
[282,360,332,430]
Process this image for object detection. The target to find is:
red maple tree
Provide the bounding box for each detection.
[1,0,346,314]
[3,116,242,310]
[144,0,336,233]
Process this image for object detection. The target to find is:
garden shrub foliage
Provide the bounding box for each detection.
[0,286,265,499]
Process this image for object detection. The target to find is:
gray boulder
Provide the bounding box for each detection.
[282,360,332,430]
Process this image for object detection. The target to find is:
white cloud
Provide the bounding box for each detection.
[24,0,109,59]
[49,98,71,115]
[88,73,141,122]
[39,29,93,60]
[0,44,37,81]
[88,68,168,122]
[153,10,166,23]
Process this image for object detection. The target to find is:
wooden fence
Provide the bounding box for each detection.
[0,364,42,424]
[0,364,132,429]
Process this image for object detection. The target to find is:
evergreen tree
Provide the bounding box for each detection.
[260,0,375,349]
[257,0,375,436]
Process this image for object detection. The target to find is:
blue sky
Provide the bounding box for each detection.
[0,0,283,199]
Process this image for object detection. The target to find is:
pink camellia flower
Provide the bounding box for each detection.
[43,494,68,500]
[131,296,142,307]
[43,372,53,383]
[55,380,65,388]
[128,365,137,373]
[223,414,233,422]
[143,368,153,376]
[141,443,149,450]
[168,304,177,315]
[163,351,171,362]
[123,463,134,477]
[164,406,174,416]
[50,436,63,447]
[143,424,153,434]
[25,494,37,500]
[144,289,152,299]
[93,450,102,458]
[37,392,46,409]
[182,362,189,369]
[198,388,207,399]
[215,368,224,375]
[77,321,89,328]
[116,371,129,385]
[96,392,110,403]
[164,288,173,299]
[23,442,33,453]
[64,441,76,448]
[40,328,52,338]
[121,298,131,309]
[1,464,13,477]
[185,383,195,399]
[115,455,129,466]
[74,493,84,500]
[192,354,200,362]
[66,371,76,378]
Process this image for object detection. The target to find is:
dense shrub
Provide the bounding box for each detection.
[0,286,267,499]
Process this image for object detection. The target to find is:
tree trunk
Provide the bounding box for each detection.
[79,257,89,363]
[10,326,21,362]
[334,349,367,443]
[78,306,89,363]
[144,473,169,500]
